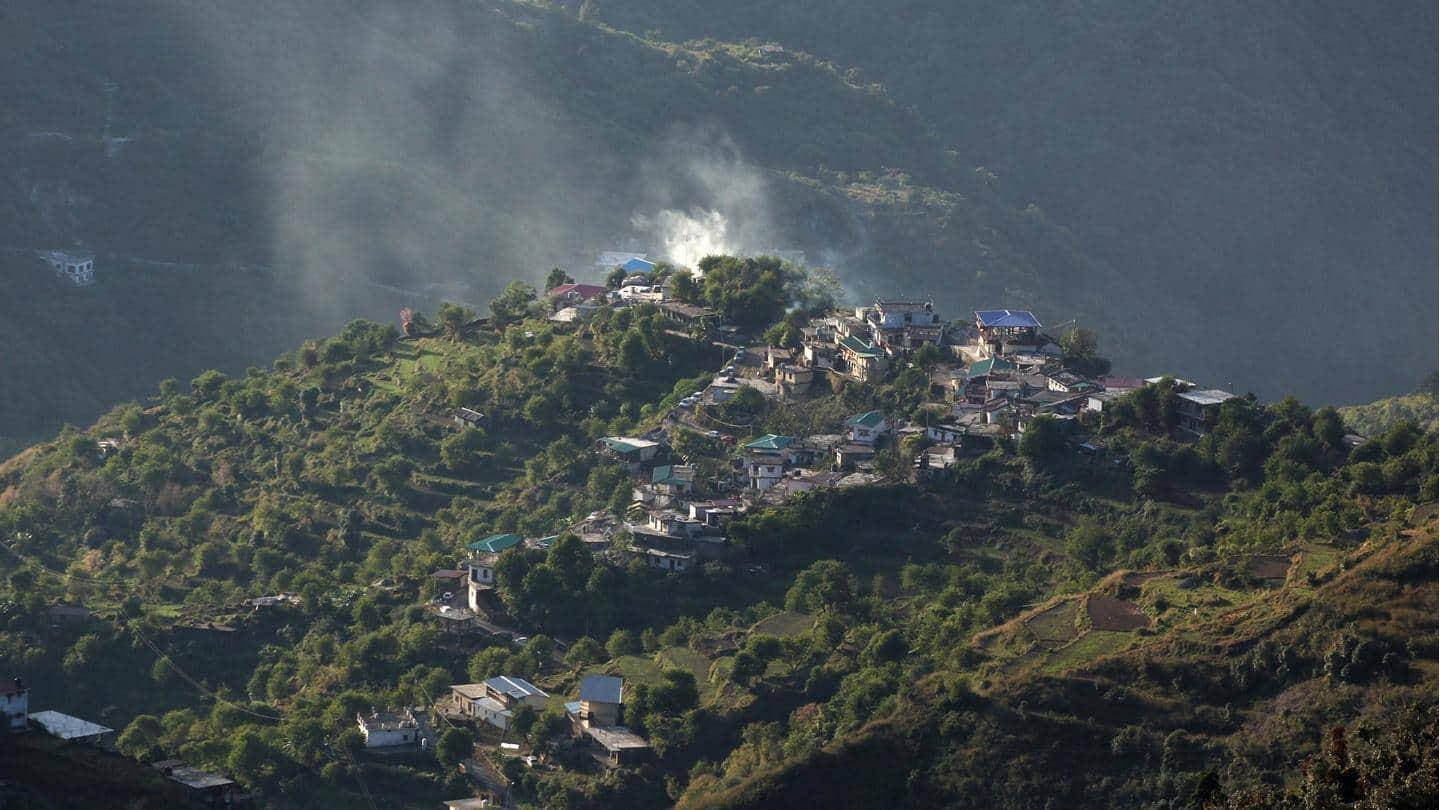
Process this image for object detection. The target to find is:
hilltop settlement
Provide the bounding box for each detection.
[1,256,1430,810]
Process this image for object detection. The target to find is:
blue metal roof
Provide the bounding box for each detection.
[975,309,1041,329]
[579,674,624,704]
[621,257,656,273]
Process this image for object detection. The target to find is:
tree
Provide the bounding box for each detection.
[695,255,794,327]
[564,636,605,668]
[669,268,699,302]
[1019,416,1066,464]
[730,651,764,686]
[605,266,627,289]
[468,646,510,681]
[1312,406,1346,450]
[545,267,574,291]
[436,727,474,769]
[1061,328,1111,376]
[606,628,640,658]
[369,456,414,497]
[785,560,858,614]
[1060,328,1098,361]
[117,714,163,761]
[491,280,537,326]
[227,729,282,787]
[436,303,475,340]
[1066,520,1110,570]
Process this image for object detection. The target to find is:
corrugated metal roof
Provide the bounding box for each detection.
[975,309,1042,329]
[579,675,624,704]
[484,675,547,701]
[467,534,523,553]
[744,434,795,451]
[846,411,886,428]
[28,710,112,740]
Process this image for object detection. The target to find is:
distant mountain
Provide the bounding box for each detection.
[0,0,1122,446]
[594,0,1439,405]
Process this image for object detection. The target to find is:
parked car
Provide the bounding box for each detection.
[706,430,722,439]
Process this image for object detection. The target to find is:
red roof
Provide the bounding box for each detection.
[547,283,607,301]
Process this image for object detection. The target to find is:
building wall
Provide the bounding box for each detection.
[362,725,417,747]
[3,689,28,731]
[579,701,620,728]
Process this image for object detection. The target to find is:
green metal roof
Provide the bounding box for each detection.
[967,357,1014,377]
[599,436,655,455]
[466,533,523,553]
[846,410,886,429]
[839,335,881,357]
[744,434,795,451]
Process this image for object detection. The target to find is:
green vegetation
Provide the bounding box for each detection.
[1339,376,1437,438]
[0,263,1434,810]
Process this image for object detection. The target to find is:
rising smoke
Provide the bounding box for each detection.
[164,0,801,319]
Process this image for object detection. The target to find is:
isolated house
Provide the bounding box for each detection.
[3,677,28,732]
[453,408,487,429]
[451,677,549,731]
[567,675,624,729]
[41,250,95,286]
[152,760,239,808]
[974,310,1043,357]
[28,710,113,746]
[356,708,420,748]
[1176,389,1240,437]
[598,437,661,466]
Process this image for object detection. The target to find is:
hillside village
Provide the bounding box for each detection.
[388,260,1267,800]
[0,254,1428,810]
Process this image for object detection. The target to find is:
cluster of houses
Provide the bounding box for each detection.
[440,288,1245,591]
[544,258,723,333]
[442,673,649,769]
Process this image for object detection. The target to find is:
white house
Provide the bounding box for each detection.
[356,708,420,748]
[1176,389,1240,436]
[3,677,28,732]
[845,411,888,446]
[42,251,95,286]
[464,556,498,613]
[451,676,549,731]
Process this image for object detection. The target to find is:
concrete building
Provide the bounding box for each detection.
[356,708,420,748]
[152,759,240,808]
[41,250,95,286]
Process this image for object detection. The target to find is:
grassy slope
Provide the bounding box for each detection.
[677,517,1438,809]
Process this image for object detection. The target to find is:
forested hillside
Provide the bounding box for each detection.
[4,0,1432,448]
[0,265,1433,808]
[594,0,1439,405]
[0,0,1122,448]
